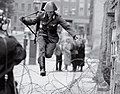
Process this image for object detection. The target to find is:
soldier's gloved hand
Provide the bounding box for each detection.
[73,35,80,40]
[20,16,25,22]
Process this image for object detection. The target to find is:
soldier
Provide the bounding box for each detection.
[20,1,79,76]
[0,9,26,94]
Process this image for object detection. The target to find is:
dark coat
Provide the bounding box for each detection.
[22,12,77,43]
[0,36,26,94]
[71,43,85,66]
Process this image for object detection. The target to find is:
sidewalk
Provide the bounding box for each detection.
[13,57,98,94]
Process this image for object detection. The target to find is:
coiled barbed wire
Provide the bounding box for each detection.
[14,57,99,94]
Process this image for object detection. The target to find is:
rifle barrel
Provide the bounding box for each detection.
[24,11,39,18]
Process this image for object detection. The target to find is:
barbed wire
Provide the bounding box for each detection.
[14,57,99,94]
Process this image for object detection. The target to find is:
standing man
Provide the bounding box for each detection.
[0,9,26,94]
[20,1,78,76]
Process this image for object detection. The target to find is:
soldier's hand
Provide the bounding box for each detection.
[20,16,25,22]
[73,35,80,40]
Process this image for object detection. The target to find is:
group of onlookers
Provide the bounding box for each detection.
[54,36,85,72]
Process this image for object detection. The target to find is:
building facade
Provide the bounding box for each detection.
[11,0,94,64]
[11,0,92,45]
[11,0,36,31]
[108,0,120,93]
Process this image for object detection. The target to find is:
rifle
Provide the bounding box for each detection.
[24,11,39,18]
[25,24,37,44]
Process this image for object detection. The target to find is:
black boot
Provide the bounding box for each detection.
[56,59,58,71]
[40,69,46,76]
[72,63,77,72]
[80,66,83,72]
[59,60,62,71]
[38,56,46,76]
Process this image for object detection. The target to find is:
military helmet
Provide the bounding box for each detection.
[41,2,47,11]
[43,1,57,12]
[0,9,3,16]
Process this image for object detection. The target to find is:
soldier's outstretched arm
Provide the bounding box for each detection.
[20,13,41,25]
[57,15,77,38]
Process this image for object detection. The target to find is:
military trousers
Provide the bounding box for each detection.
[56,54,62,71]
[37,35,56,70]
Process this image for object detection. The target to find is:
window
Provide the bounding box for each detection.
[70,0,76,2]
[88,3,90,10]
[79,0,84,3]
[15,3,18,9]
[87,24,90,35]
[71,8,76,15]
[34,6,38,11]
[63,7,69,16]
[87,0,91,3]
[78,26,84,35]
[87,3,90,16]
[74,23,77,30]
[54,0,60,1]
[13,27,16,30]
[14,16,17,23]
[28,4,31,11]
[34,3,40,11]
[64,0,69,2]
[21,3,25,11]
[20,26,24,31]
[79,1,84,16]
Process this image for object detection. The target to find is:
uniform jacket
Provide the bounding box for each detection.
[22,12,77,43]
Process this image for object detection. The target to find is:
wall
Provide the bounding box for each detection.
[92,0,107,58]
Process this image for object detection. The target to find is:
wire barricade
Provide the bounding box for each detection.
[14,56,99,94]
